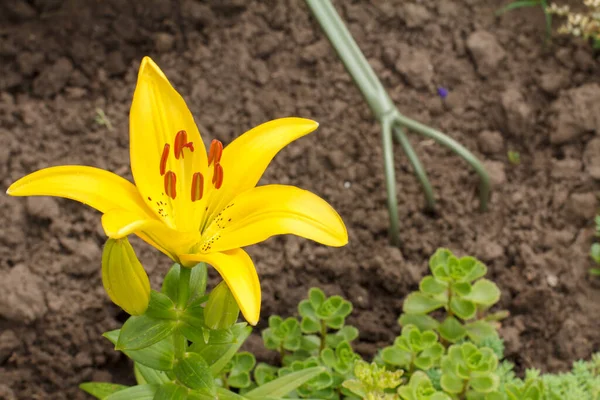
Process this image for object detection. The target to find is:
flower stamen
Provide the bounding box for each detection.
[164,171,177,199]
[159,144,170,176]
[213,163,223,189]
[191,172,204,202]
[174,130,194,159]
[207,139,223,167]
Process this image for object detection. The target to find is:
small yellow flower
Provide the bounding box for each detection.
[7,57,348,326]
[102,238,151,315]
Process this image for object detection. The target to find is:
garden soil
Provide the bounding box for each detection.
[1,0,600,398]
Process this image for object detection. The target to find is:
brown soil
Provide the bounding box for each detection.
[1,0,600,398]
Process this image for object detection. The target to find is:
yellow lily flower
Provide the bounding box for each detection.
[6,57,348,326]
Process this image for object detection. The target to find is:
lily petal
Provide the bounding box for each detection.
[179,249,261,326]
[6,165,153,218]
[204,118,318,224]
[130,57,208,232]
[102,209,201,260]
[200,185,348,253]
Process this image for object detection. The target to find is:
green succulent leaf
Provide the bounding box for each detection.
[440,373,464,394]
[470,373,500,393]
[116,315,177,351]
[429,248,453,276]
[462,279,501,306]
[309,288,326,309]
[464,320,498,344]
[399,313,440,331]
[449,297,477,320]
[438,317,467,343]
[79,382,128,399]
[403,293,445,314]
[451,282,472,297]
[381,346,412,367]
[458,257,487,283]
[104,329,174,371]
[300,316,321,334]
[173,352,215,393]
[420,276,448,295]
[254,363,278,386]
[298,300,317,320]
[154,383,188,400]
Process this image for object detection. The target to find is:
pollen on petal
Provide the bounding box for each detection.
[207,139,223,167]
[213,163,223,189]
[160,144,170,176]
[191,172,204,202]
[164,171,177,199]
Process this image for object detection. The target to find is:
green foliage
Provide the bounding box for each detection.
[82,250,600,400]
[440,343,499,395]
[381,325,444,371]
[401,249,503,345]
[507,151,521,166]
[343,360,403,399]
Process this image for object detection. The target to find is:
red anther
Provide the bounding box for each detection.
[207,139,223,166]
[213,163,223,189]
[160,144,170,176]
[191,172,204,202]
[174,130,194,159]
[164,171,177,199]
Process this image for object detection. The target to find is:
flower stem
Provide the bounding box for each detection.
[319,320,328,353]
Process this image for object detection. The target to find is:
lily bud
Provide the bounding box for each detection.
[204,281,240,330]
[101,238,151,315]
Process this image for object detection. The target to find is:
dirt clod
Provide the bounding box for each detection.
[466,31,506,77]
[0,264,47,324]
[550,83,600,144]
[478,130,504,155]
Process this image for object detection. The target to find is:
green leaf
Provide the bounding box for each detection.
[298,300,317,322]
[464,321,498,344]
[496,0,541,15]
[178,299,206,343]
[381,346,412,367]
[403,293,445,314]
[173,352,215,393]
[117,315,177,351]
[162,264,182,303]
[462,279,500,306]
[449,297,476,320]
[470,374,500,393]
[309,288,326,309]
[438,317,467,343]
[244,366,326,399]
[79,382,128,399]
[104,330,174,371]
[398,313,440,331]
[429,248,453,275]
[188,388,248,400]
[301,316,321,333]
[440,373,464,394]
[420,276,448,295]
[134,363,171,385]
[154,383,188,400]
[189,263,208,303]
[146,291,178,320]
[104,384,159,400]
[190,324,251,376]
[458,257,487,283]
[451,282,472,297]
[325,315,344,330]
[590,243,600,264]
[254,363,278,386]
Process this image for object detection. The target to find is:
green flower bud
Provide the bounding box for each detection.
[205,281,240,329]
[101,238,150,316]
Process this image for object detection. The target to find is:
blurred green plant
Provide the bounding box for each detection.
[507,151,521,166]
